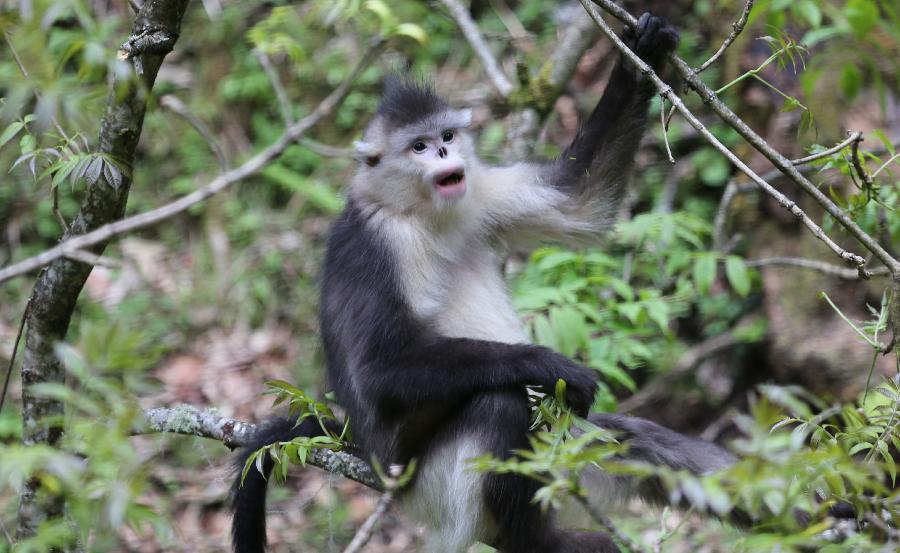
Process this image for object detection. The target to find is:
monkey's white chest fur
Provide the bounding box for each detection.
[383,213,527,344]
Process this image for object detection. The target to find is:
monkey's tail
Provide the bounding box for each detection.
[231,417,313,553]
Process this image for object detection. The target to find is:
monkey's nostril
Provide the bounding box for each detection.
[438,147,447,158]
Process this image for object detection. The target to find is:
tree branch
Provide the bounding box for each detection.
[253,49,294,126]
[342,478,397,553]
[580,0,871,278]
[790,131,861,166]
[746,257,891,280]
[694,0,754,74]
[588,0,900,279]
[159,94,230,172]
[619,329,740,413]
[140,405,381,490]
[0,37,385,285]
[504,8,598,160]
[439,0,514,97]
[16,0,190,539]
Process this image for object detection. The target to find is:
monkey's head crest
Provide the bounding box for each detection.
[376,76,450,128]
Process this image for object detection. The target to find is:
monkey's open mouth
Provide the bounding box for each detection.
[433,168,467,200]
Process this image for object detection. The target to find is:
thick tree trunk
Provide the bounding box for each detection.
[16,0,190,539]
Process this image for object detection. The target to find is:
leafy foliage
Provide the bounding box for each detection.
[241,381,349,485]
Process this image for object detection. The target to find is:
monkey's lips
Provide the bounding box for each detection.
[433,168,467,200]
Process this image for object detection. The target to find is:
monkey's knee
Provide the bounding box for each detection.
[466,389,531,445]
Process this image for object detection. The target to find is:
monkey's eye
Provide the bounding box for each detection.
[412,141,428,153]
[442,131,455,143]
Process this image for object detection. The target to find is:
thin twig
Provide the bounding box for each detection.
[580,0,870,277]
[52,188,69,232]
[0,300,29,413]
[299,138,355,158]
[253,49,294,126]
[746,256,890,279]
[712,180,754,250]
[159,94,230,171]
[872,151,900,178]
[790,131,862,166]
[695,0,754,74]
[660,96,675,164]
[342,488,396,553]
[589,0,900,279]
[62,249,120,269]
[0,38,385,285]
[850,136,875,190]
[440,0,514,97]
[489,0,534,53]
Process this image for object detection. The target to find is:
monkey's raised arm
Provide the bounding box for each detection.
[480,14,678,243]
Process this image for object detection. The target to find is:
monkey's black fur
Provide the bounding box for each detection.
[377,75,450,128]
[232,14,712,553]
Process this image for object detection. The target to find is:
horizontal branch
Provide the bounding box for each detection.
[0,37,385,285]
[141,405,381,490]
[746,256,891,280]
[790,131,862,166]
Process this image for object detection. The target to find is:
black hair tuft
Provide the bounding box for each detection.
[377,75,449,127]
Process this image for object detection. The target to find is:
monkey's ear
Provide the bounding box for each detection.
[455,108,473,128]
[354,141,382,167]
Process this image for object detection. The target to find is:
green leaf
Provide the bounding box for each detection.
[394,23,427,45]
[19,133,36,153]
[725,256,751,296]
[616,302,642,325]
[548,306,586,357]
[844,0,878,36]
[780,96,801,113]
[261,164,344,214]
[839,63,861,100]
[0,121,24,148]
[643,300,670,334]
[796,1,822,27]
[692,253,717,295]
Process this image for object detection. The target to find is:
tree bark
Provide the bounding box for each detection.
[16,0,190,539]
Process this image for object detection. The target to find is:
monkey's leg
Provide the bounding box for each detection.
[466,390,620,553]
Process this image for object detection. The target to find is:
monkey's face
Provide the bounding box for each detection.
[352,109,475,214]
[407,127,469,205]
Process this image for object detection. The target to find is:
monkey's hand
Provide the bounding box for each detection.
[530,350,598,416]
[622,12,679,75]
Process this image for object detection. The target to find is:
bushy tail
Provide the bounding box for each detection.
[585,413,855,527]
[580,413,743,522]
[231,417,318,553]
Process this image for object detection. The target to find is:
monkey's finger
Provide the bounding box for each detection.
[636,12,652,35]
[636,16,664,53]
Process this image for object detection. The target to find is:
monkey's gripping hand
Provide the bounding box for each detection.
[534,349,598,416]
[621,12,679,76]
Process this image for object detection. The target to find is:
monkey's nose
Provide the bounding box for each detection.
[438,146,447,159]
